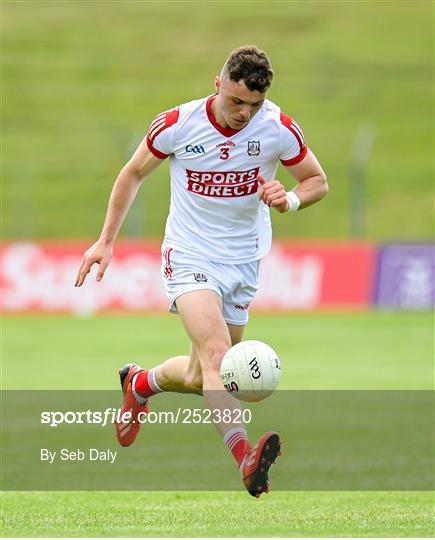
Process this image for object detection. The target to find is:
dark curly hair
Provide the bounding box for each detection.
[222,46,274,93]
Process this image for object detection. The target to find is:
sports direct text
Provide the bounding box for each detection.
[186,167,260,197]
[40,407,252,428]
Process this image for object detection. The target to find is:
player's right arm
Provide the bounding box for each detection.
[74,140,164,287]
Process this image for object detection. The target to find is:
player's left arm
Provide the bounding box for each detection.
[257,149,328,213]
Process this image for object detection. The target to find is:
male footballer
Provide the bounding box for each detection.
[75,46,328,497]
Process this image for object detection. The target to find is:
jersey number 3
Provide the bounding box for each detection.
[220,148,229,160]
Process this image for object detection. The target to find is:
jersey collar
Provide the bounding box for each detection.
[206,94,248,138]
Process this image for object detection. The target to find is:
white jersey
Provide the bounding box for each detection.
[146,95,307,263]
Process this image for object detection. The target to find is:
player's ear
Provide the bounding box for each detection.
[214,76,221,93]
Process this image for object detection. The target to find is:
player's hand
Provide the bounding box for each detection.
[257,175,289,213]
[74,240,113,287]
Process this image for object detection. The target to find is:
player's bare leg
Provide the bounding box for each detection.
[115,323,218,445]
[155,323,244,393]
[115,318,223,446]
[175,289,281,497]
[115,290,280,495]
[227,323,245,347]
[175,290,244,434]
[155,346,203,394]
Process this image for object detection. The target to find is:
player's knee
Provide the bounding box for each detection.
[200,340,230,375]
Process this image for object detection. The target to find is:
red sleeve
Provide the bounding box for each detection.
[279,112,307,166]
[146,108,180,158]
[146,136,169,159]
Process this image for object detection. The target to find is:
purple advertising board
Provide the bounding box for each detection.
[375,244,435,310]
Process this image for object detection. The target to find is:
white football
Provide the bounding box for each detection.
[220,340,281,402]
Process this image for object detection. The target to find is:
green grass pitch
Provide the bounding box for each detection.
[2,491,433,538]
[1,312,433,537]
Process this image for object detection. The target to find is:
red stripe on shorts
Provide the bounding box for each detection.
[163,248,173,279]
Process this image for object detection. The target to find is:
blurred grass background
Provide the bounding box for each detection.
[3,312,432,390]
[3,0,433,241]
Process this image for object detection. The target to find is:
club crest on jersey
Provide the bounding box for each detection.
[193,273,208,282]
[247,140,260,156]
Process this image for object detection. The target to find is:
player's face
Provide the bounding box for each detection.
[214,76,267,130]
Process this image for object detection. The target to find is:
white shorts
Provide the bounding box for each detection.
[161,247,260,325]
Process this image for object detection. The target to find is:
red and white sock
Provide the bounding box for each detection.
[131,368,163,404]
[223,427,250,468]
